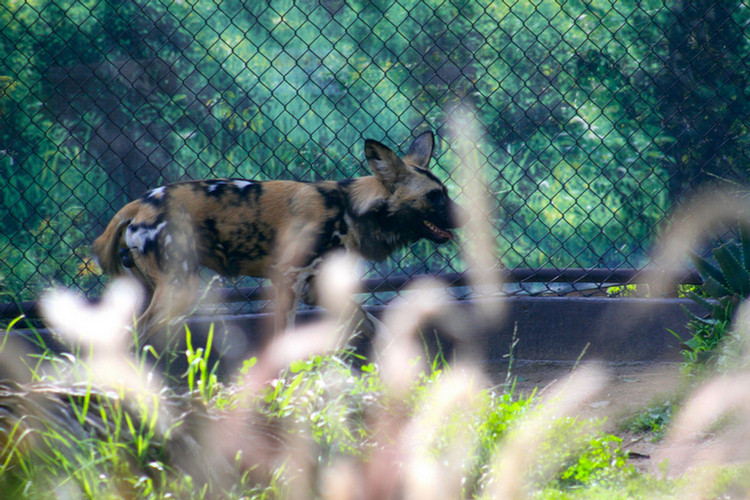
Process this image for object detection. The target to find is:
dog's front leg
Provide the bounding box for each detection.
[271,267,314,333]
[270,216,325,333]
[271,275,295,334]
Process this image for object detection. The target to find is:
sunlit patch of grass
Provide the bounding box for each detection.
[623,401,675,442]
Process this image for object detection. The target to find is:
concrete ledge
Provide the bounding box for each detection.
[152,296,702,367]
[5,297,701,370]
[484,296,698,362]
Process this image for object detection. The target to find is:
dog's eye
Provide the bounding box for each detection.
[427,190,445,207]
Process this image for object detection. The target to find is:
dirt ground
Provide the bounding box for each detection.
[496,360,686,471]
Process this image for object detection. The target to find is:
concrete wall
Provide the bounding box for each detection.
[6,297,702,377]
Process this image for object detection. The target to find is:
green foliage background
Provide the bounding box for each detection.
[2,0,749,299]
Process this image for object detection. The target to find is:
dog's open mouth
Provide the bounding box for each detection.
[423,220,454,242]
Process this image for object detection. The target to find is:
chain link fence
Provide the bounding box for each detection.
[2,0,750,308]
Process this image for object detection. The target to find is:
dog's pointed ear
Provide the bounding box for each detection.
[404,131,435,169]
[365,139,408,190]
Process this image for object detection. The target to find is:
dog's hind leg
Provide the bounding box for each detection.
[127,207,200,341]
[137,274,199,340]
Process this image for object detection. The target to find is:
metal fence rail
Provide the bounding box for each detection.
[1,0,749,304]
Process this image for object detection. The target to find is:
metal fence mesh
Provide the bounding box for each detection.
[2,0,750,304]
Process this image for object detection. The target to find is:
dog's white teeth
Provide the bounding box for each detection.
[423,220,452,240]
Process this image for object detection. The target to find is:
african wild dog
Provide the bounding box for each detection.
[93,131,464,338]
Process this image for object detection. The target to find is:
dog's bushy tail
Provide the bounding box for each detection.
[92,201,141,276]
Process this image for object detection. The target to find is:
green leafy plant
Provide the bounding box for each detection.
[679,225,750,364]
[557,432,630,487]
[624,401,674,441]
[531,417,632,490]
[261,353,379,458]
[184,324,220,404]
